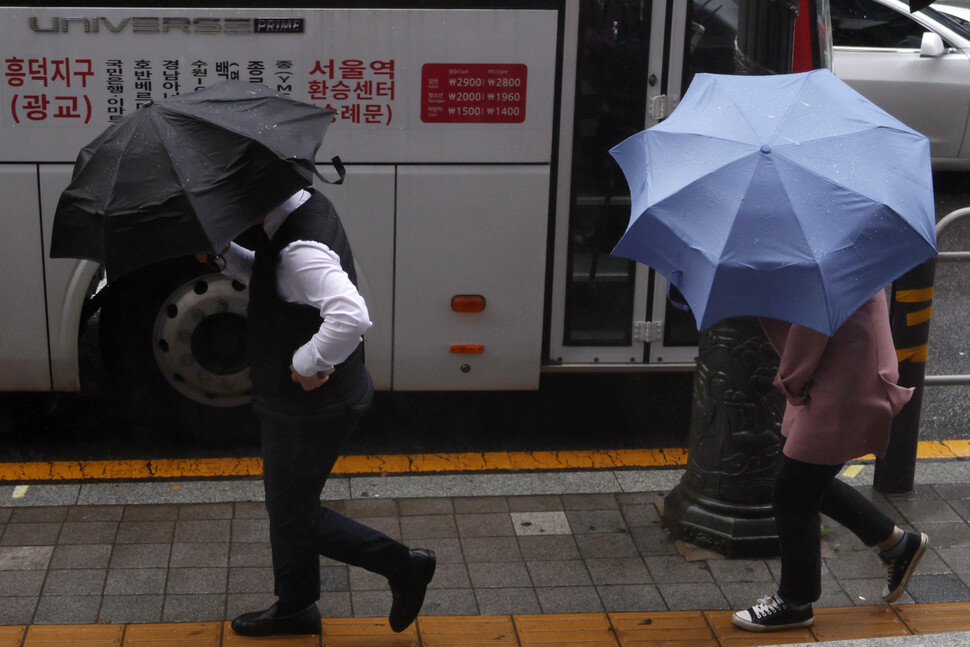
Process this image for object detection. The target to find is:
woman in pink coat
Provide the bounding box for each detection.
[732,290,929,632]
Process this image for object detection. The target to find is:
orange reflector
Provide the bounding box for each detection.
[450,344,484,354]
[452,295,486,312]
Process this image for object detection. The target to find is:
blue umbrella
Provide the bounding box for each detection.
[610,69,937,336]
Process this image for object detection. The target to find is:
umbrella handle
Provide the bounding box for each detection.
[666,281,691,313]
[313,156,346,185]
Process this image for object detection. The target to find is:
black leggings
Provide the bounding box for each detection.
[774,455,896,605]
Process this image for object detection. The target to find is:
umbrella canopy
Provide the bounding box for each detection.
[51,81,338,280]
[610,69,937,336]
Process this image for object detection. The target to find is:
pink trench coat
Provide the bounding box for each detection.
[759,290,914,466]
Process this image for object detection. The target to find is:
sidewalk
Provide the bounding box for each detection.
[2,459,970,645]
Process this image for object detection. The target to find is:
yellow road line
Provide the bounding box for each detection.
[0,442,966,483]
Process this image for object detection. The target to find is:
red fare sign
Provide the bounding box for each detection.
[421,64,526,124]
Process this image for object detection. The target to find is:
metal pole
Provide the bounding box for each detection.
[875,260,937,493]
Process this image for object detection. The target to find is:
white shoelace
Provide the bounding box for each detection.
[750,594,784,619]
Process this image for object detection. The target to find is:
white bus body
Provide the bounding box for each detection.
[0,1,728,435]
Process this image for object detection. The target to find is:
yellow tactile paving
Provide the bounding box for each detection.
[609,611,718,646]
[220,622,319,646]
[22,624,124,646]
[513,613,618,647]
[417,616,517,646]
[0,626,25,647]
[321,617,417,647]
[704,611,814,646]
[3,442,970,482]
[809,606,910,642]
[893,601,970,635]
[123,623,222,646]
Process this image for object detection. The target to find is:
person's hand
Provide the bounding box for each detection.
[290,352,331,391]
[196,246,230,266]
[291,368,330,391]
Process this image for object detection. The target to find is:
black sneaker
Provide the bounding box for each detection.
[881,531,928,603]
[732,593,814,632]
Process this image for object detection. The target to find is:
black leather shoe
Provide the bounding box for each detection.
[230,602,321,636]
[389,548,437,632]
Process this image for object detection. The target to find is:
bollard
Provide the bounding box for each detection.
[875,259,937,494]
[662,318,786,557]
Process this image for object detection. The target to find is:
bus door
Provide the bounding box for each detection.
[550,0,698,369]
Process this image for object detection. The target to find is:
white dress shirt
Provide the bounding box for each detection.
[221,189,372,377]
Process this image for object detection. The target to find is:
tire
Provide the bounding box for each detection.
[98,257,258,447]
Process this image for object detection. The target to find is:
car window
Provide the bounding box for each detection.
[829,0,927,47]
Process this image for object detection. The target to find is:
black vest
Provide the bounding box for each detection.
[247,190,372,421]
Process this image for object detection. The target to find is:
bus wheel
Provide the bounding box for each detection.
[98,257,258,447]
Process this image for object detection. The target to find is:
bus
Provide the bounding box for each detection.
[0,0,812,439]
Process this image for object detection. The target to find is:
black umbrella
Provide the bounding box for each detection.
[50,81,341,280]
[910,0,935,11]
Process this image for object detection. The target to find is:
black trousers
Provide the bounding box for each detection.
[260,413,410,610]
[774,455,896,605]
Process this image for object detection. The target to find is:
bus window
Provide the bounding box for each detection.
[563,0,651,347]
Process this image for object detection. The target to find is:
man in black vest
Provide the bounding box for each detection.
[209,187,436,636]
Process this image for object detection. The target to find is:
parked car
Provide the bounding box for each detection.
[829,0,970,169]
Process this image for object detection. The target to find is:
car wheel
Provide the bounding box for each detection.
[98,257,258,446]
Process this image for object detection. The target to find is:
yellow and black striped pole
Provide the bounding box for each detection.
[875,259,936,494]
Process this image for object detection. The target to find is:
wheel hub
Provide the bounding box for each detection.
[152,273,252,407]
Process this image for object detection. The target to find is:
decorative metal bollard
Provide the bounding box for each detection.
[662,318,786,557]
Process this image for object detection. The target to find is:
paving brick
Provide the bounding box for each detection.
[98,594,164,623]
[32,595,101,624]
[908,573,970,603]
[453,496,509,514]
[0,570,44,597]
[427,563,471,589]
[420,588,479,616]
[565,510,627,534]
[228,541,273,567]
[460,536,522,563]
[170,541,230,568]
[123,504,179,521]
[232,501,268,519]
[108,543,170,568]
[400,515,458,540]
[407,537,463,564]
[467,562,532,588]
[657,582,729,611]
[175,519,231,543]
[104,568,167,595]
[474,588,541,615]
[0,597,36,625]
[162,594,227,623]
[534,586,604,614]
[1,522,61,546]
[9,507,67,523]
[585,557,652,585]
[706,558,774,583]
[456,513,515,538]
[597,584,666,613]
[66,506,123,522]
[57,521,118,545]
[321,565,350,592]
[179,503,234,520]
[116,520,175,544]
[41,569,105,596]
[575,533,639,559]
[527,560,592,587]
[0,546,53,570]
[517,535,580,561]
[398,498,454,516]
[167,567,228,595]
[507,495,563,512]
[49,544,112,570]
[561,493,619,510]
